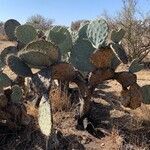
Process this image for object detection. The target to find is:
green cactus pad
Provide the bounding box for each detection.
[11,85,23,104]
[4,19,20,41]
[0,72,11,88]
[6,54,33,77]
[19,40,60,68]
[111,28,126,43]
[86,19,109,48]
[46,26,72,55]
[0,46,18,64]
[15,25,37,44]
[69,30,79,44]
[70,39,95,72]
[110,43,128,64]
[129,59,144,73]
[78,23,89,39]
[141,85,150,104]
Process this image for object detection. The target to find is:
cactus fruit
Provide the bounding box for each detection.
[46,26,72,55]
[51,62,76,81]
[128,83,142,109]
[111,28,126,43]
[115,72,137,89]
[141,85,150,104]
[4,19,20,41]
[129,59,144,73]
[110,43,128,64]
[70,39,95,72]
[15,25,37,44]
[38,95,52,137]
[11,85,23,104]
[88,68,114,87]
[19,40,60,68]
[0,46,18,64]
[6,54,33,77]
[0,72,11,88]
[90,47,114,68]
[86,19,109,48]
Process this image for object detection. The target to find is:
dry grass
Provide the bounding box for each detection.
[0,34,8,41]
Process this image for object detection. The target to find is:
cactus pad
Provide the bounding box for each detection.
[110,43,128,64]
[0,93,8,108]
[51,62,76,81]
[4,19,20,41]
[141,85,150,104]
[11,85,23,104]
[111,28,126,43]
[0,73,11,88]
[86,19,109,48]
[70,39,95,72]
[6,54,33,77]
[15,25,37,44]
[90,47,114,68]
[19,40,60,68]
[78,23,89,39]
[129,59,144,73]
[46,26,72,55]
[0,46,18,64]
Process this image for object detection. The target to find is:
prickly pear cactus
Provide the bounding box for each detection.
[141,85,150,104]
[15,25,37,44]
[4,19,20,41]
[46,26,72,56]
[0,46,18,65]
[111,28,126,43]
[6,54,33,77]
[11,85,23,104]
[0,93,8,108]
[78,23,89,39]
[110,43,128,64]
[129,59,144,73]
[86,19,109,48]
[19,40,60,68]
[70,39,95,73]
[0,72,11,88]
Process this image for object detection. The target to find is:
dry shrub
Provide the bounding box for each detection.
[0,34,8,41]
[49,82,71,113]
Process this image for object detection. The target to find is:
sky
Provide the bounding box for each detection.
[0,0,149,26]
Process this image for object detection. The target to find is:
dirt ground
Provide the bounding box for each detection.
[0,41,150,150]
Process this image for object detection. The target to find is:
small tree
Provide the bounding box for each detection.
[26,14,54,31]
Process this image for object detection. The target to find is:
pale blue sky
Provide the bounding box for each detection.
[0,0,149,26]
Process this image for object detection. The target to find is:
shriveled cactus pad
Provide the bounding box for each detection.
[70,39,95,72]
[4,19,20,41]
[0,46,18,64]
[0,73,11,87]
[115,72,137,89]
[19,40,60,68]
[51,62,76,81]
[87,19,109,48]
[141,85,150,104]
[6,54,33,77]
[15,25,37,44]
[88,68,114,87]
[90,47,114,68]
[11,85,23,104]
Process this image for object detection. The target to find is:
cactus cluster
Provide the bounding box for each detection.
[0,18,149,140]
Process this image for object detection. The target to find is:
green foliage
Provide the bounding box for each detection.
[129,59,144,73]
[110,43,128,64]
[111,28,126,43]
[0,46,18,65]
[11,85,23,104]
[141,85,150,104]
[6,54,33,77]
[4,19,20,41]
[46,26,72,56]
[86,19,109,48]
[15,25,37,44]
[19,40,60,68]
[0,72,11,88]
[70,39,95,73]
